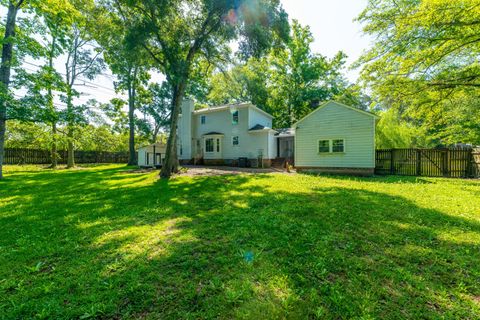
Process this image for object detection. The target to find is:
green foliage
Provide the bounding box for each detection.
[375,109,427,149]
[4,120,52,149]
[4,120,137,151]
[1,165,480,318]
[136,82,172,143]
[357,0,480,145]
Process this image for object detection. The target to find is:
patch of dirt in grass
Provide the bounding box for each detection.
[177,165,294,177]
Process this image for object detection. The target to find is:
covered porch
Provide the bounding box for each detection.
[274,128,295,167]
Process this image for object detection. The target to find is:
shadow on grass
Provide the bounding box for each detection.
[1,166,480,319]
[299,171,439,185]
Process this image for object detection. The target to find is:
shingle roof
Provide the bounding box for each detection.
[249,124,266,131]
[203,131,224,136]
[275,128,295,136]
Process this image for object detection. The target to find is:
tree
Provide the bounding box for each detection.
[111,0,289,178]
[0,0,25,179]
[18,0,78,168]
[94,3,150,165]
[267,21,347,127]
[357,0,480,145]
[138,82,171,144]
[207,58,270,109]
[62,22,105,168]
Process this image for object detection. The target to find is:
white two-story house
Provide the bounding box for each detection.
[177,99,278,167]
[140,99,377,175]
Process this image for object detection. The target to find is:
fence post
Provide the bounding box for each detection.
[467,149,474,178]
[442,150,448,177]
[390,149,395,174]
[416,149,422,176]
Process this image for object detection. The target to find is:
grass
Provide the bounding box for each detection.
[1,164,480,319]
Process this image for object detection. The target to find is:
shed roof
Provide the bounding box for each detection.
[138,142,167,151]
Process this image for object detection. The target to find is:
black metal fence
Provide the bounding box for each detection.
[4,148,131,165]
[376,148,480,178]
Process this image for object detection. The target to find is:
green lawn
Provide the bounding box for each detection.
[1,165,480,319]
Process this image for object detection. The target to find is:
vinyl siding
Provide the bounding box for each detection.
[248,107,272,129]
[192,106,274,159]
[177,100,194,160]
[295,102,376,168]
[137,145,167,166]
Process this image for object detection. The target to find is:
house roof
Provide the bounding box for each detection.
[249,124,265,131]
[249,124,276,133]
[137,142,167,151]
[203,131,224,136]
[193,103,273,119]
[293,100,380,128]
[274,128,295,137]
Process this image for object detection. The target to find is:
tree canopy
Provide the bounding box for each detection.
[357,0,480,146]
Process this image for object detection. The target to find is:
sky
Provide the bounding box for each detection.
[8,0,371,108]
[280,0,370,79]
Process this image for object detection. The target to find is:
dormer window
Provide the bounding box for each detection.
[232,111,239,125]
[201,115,206,124]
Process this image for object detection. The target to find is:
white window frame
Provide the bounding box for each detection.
[318,139,346,154]
[232,110,239,125]
[232,136,239,146]
[331,139,345,153]
[201,115,206,125]
[205,138,214,153]
[318,140,330,153]
[205,137,222,154]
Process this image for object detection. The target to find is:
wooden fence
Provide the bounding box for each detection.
[376,148,480,178]
[3,148,131,165]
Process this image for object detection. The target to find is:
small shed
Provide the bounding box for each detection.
[137,143,167,168]
[293,101,379,176]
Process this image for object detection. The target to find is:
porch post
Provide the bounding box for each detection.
[153,145,156,166]
[277,138,280,158]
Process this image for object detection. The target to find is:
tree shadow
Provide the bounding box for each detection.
[1,166,480,319]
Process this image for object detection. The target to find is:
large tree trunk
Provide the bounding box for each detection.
[160,82,186,179]
[0,2,21,179]
[66,88,75,168]
[127,72,136,166]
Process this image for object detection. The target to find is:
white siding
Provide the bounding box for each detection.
[295,102,376,168]
[137,145,167,167]
[268,131,277,159]
[178,100,194,160]
[248,107,272,129]
[192,106,274,160]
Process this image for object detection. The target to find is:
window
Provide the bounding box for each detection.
[318,140,330,153]
[232,136,239,146]
[205,138,214,152]
[318,139,345,154]
[216,138,220,152]
[232,111,239,124]
[332,139,344,153]
[201,115,206,124]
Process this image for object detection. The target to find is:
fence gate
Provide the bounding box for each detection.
[376,148,478,178]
